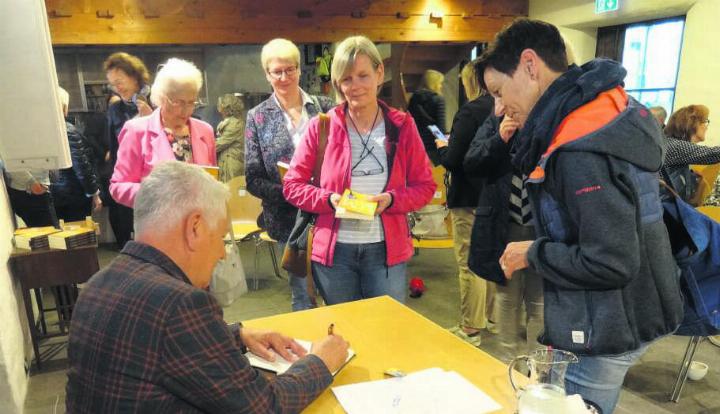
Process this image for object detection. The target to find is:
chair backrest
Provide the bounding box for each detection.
[226,176,263,223]
[690,163,720,206]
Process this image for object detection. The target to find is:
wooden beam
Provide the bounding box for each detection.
[45,0,527,45]
[390,43,408,109]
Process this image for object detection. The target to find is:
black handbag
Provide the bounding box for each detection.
[281,113,329,279]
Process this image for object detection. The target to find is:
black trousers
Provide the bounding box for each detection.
[7,187,58,227]
[55,198,92,222]
[107,198,133,248]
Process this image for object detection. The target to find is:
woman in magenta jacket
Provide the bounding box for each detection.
[283,36,435,305]
[110,58,216,208]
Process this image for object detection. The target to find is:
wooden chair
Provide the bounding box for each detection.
[412,165,454,250]
[689,163,720,206]
[226,176,281,288]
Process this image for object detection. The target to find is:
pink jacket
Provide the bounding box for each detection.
[110,109,216,207]
[283,101,436,267]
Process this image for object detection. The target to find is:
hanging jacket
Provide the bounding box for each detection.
[662,194,720,336]
[283,101,436,267]
[516,60,683,356]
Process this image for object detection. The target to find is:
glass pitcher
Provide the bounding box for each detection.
[509,349,579,414]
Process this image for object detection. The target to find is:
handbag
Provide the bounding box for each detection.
[409,204,450,239]
[209,221,248,307]
[281,113,329,279]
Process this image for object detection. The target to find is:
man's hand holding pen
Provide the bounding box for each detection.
[311,323,349,373]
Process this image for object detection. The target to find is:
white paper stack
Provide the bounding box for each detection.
[332,367,502,414]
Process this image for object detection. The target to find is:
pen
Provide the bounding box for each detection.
[328,323,334,336]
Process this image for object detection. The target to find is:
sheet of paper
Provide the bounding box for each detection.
[245,339,355,376]
[332,368,502,414]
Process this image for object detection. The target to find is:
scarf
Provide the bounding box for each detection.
[512,59,627,174]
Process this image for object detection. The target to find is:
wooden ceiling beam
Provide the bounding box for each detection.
[46,0,526,45]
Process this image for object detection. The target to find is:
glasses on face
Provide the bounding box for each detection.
[267,66,298,80]
[167,97,200,110]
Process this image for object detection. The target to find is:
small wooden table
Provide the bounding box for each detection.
[10,246,99,370]
[244,296,519,413]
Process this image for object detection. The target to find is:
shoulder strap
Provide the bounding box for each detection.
[311,113,329,186]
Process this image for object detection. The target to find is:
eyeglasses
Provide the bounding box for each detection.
[267,66,298,80]
[167,97,201,110]
[352,167,384,177]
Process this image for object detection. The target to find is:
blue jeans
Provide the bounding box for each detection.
[311,241,407,305]
[278,242,315,311]
[564,343,649,414]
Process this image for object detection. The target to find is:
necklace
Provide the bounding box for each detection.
[347,106,380,137]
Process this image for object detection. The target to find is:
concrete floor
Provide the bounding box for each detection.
[24,243,720,413]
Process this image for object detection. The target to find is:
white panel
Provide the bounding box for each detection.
[0,0,71,171]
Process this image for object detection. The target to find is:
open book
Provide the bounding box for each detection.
[335,189,377,221]
[245,339,355,376]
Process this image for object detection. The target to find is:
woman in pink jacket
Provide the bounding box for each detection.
[110,58,216,208]
[283,36,436,305]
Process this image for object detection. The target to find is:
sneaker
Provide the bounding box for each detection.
[448,325,482,347]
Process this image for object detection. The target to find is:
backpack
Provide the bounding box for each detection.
[662,190,720,336]
[662,165,701,204]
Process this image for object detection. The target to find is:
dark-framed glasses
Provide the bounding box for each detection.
[267,66,298,80]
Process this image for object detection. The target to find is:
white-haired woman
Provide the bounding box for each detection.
[245,38,334,311]
[283,36,436,305]
[216,93,245,182]
[110,58,216,208]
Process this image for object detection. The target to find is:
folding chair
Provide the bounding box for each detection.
[226,176,281,289]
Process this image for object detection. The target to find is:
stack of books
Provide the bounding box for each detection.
[13,226,60,250]
[335,189,377,221]
[48,227,97,250]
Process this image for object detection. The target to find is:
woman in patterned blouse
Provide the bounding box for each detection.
[110,58,217,209]
[661,104,719,203]
[244,39,334,311]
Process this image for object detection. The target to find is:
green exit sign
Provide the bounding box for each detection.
[596,0,619,13]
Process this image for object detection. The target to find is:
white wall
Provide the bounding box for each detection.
[530,0,720,146]
[673,0,720,147]
[0,178,30,414]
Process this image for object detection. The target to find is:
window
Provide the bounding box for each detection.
[621,18,684,115]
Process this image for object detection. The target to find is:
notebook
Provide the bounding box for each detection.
[245,339,355,376]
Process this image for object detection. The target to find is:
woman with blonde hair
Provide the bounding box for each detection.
[435,60,495,345]
[283,36,436,305]
[661,104,720,202]
[216,93,245,181]
[245,38,334,311]
[110,58,216,208]
[407,69,446,165]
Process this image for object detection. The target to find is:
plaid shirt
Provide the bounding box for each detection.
[66,242,332,413]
